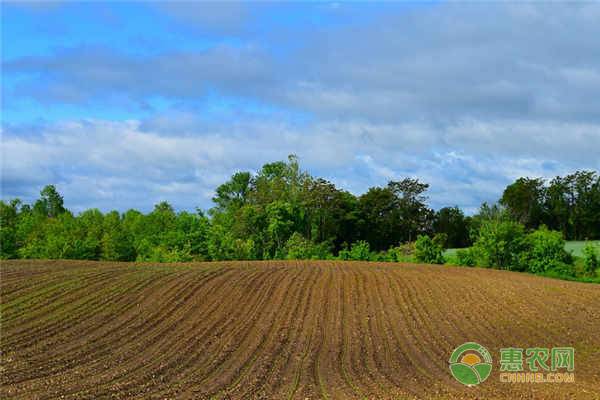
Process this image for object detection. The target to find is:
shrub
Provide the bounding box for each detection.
[284,233,332,260]
[582,243,599,275]
[414,235,445,264]
[232,238,256,260]
[522,226,572,274]
[370,251,390,262]
[207,224,248,260]
[284,232,312,259]
[455,248,477,267]
[471,220,527,270]
[338,240,371,261]
[385,243,415,262]
[394,242,416,261]
[136,242,193,262]
[432,233,448,249]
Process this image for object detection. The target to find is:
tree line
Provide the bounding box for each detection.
[1,156,599,273]
[500,171,600,240]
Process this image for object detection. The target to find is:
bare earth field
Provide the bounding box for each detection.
[1,260,599,399]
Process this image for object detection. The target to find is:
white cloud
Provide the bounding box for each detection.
[3,3,600,213]
[3,117,597,213]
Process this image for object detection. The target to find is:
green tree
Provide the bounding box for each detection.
[338,240,371,261]
[251,155,309,207]
[101,211,135,261]
[19,212,98,260]
[434,206,470,248]
[414,235,445,264]
[76,209,104,260]
[207,223,236,261]
[545,171,600,240]
[471,220,527,270]
[0,199,21,259]
[357,186,399,251]
[582,243,599,276]
[469,202,509,239]
[212,171,252,211]
[522,226,572,274]
[357,178,433,251]
[569,171,600,240]
[302,178,358,248]
[455,248,477,267]
[33,185,66,217]
[284,232,332,260]
[266,201,296,258]
[500,177,546,229]
[389,178,434,243]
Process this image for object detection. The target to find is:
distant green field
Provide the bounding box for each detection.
[444,240,600,258]
[564,241,600,257]
[443,247,461,257]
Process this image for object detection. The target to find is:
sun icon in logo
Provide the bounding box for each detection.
[449,342,493,386]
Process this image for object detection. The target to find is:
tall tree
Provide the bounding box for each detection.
[433,206,470,248]
[358,178,433,250]
[33,185,66,218]
[0,199,21,259]
[358,186,398,250]
[500,177,546,229]
[388,178,434,243]
[302,178,358,247]
[212,171,252,212]
[545,171,600,240]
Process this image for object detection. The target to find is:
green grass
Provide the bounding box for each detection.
[538,269,600,284]
[564,240,600,257]
[443,240,600,283]
[444,240,600,258]
[443,247,461,257]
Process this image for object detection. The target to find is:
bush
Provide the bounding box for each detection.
[582,243,599,275]
[338,240,371,261]
[471,220,527,270]
[284,233,332,260]
[432,233,448,249]
[136,241,193,262]
[455,248,477,267]
[232,238,256,260]
[396,242,416,260]
[522,226,572,274]
[207,224,247,260]
[414,235,445,264]
[370,251,390,262]
[385,242,415,262]
[469,223,575,275]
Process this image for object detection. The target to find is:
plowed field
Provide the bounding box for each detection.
[1,260,599,399]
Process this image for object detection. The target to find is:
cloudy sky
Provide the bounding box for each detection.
[2,2,599,214]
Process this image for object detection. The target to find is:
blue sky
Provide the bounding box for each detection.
[2,2,600,213]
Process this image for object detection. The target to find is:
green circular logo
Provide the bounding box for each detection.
[449,342,493,386]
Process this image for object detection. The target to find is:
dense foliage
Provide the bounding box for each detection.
[582,243,599,276]
[414,235,445,264]
[1,156,599,282]
[447,220,596,280]
[500,171,600,240]
[471,220,528,271]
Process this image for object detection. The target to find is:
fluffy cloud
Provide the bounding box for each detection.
[3,117,596,213]
[2,2,599,213]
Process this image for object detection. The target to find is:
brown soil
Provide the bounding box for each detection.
[1,259,599,399]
